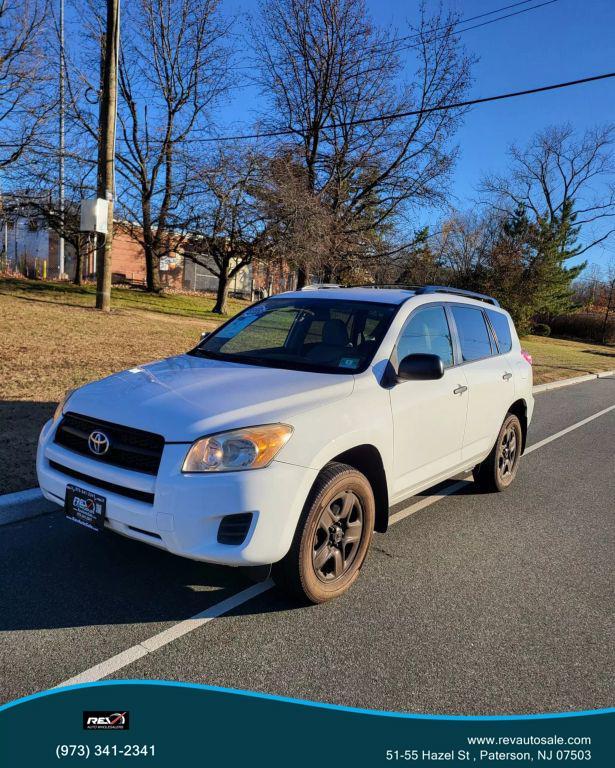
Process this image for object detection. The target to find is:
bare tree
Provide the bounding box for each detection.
[252,0,472,286]
[433,211,502,286]
[482,124,615,256]
[256,150,336,278]
[0,0,48,169]
[66,0,232,292]
[186,148,270,314]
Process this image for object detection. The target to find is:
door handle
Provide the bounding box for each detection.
[453,385,468,395]
[502,372,513,381]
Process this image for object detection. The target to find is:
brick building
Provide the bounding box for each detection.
[2,212,295,297]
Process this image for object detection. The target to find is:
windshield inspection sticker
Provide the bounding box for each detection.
[339,357,360,369]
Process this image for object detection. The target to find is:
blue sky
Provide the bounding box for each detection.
[219,0,615,270]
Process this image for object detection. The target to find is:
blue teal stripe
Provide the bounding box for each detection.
[1,679,613,721]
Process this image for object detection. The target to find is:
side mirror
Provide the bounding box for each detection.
[200,331,209,341]
[397,353,444,382]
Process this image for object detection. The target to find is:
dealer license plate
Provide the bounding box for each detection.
[64,484,106,532]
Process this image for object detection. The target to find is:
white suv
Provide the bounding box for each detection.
[37,286,533,603]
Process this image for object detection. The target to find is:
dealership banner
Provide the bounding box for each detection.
[0,682,612,767]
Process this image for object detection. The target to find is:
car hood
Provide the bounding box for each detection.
[63,354,355,441]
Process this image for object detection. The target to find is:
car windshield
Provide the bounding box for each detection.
[190,297,398,374]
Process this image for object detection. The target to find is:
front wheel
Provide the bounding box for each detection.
[273,462,375,603]
[473,413,523,492]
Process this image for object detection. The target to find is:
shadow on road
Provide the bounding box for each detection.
[0,509,288,633]
[0,400,56,495]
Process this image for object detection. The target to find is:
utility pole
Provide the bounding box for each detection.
[58,0,65,279]
[95,0,120,312]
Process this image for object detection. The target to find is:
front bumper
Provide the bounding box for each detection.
[36,419,317,566]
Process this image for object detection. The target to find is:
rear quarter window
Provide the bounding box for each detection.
[451,305,493,362]
[487,310,513,353]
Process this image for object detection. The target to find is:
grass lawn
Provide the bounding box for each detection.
[521,335,615,384]
[0,276,613,494]
[0,275,250,320]
[0,278,247,493]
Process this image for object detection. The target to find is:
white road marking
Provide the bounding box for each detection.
[56,581,273,687]
[388,479,470,526]
[523,404,615,455]
[50,401,614,688]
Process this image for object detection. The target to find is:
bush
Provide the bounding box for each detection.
[547,312,615,344]
[533,322,551,337]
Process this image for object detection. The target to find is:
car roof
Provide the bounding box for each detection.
[276,286,503,310]
[277,287,417,305]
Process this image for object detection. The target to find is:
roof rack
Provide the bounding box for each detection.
[415,285,500,307]
[300,283,342,291]
[299,282,499,306]
[347,283,420,291]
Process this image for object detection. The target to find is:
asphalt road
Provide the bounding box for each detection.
[1,377,613,714]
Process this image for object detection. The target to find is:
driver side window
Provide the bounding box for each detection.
[396,305,454,368]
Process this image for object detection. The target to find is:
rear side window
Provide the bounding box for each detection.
[487,310,513,353]
[451,305,493,362]
[397,305,454,367]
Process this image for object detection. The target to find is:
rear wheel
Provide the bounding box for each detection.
[273,462,375,603]
[473,413,522,492]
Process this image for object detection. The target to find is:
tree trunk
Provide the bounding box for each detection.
[73,241,83,285]
[296,266,307,290]
[144,244,161,292]
[213,269,230,314]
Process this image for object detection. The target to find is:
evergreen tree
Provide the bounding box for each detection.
[485,202,586,334]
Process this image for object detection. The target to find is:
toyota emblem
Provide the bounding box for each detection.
[88,430,110,456]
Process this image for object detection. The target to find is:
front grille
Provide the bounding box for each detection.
[55,412,164,475]
[50,461,155,504]
[217,513,253,545]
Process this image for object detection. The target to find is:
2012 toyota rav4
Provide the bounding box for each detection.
[37,285,533,603]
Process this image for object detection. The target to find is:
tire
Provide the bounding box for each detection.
[273,462,375,604]
[473,413,523,492]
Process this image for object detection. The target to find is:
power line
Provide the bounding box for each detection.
[166,71,615,144]
[3,71,613,153]
[392,0,560,53]
[430,0,541,30]
[233,0,560,74]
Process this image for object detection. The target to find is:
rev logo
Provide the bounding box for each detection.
[83,711,130,730]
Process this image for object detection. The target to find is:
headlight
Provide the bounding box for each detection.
[53,388,77,421]
[182,424,293,473]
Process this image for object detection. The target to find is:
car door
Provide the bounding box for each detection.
[389,304,469,498]
[449,304,514,463]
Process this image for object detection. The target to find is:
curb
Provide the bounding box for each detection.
[533,369,615,394]
[0,491,54,527]
[0,487,43,509]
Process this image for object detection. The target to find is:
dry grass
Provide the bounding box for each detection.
[0,290,228,494]
[521,335,615,384]
[0,292,220,402]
